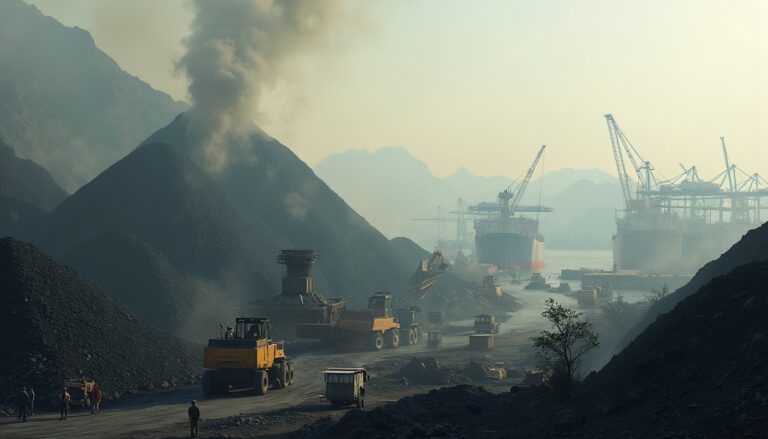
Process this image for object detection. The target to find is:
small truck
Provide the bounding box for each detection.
[323,368,368,408]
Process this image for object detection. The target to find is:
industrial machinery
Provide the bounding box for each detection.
[409,250,452,299]
[395,307,421,345]
[524,272,551,291]
[477,275,503,298]
[263,250,347,338]
[473,314,500,334]
[202,317,294,396]
[296,292,402,350]
[323,368,368,408]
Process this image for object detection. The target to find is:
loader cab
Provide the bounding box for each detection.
[368,292,394,318]
[235,317,271,341]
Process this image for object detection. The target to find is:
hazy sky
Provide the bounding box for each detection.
[28,0,767,181]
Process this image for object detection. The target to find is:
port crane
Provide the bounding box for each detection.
[604,113,660,209]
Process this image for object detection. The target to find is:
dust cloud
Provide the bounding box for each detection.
[176,0,345,172]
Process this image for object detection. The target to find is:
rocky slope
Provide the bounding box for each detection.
[0,0,186,191]
[0,238,200,411]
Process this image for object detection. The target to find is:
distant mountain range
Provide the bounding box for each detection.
[0,0,187,191]
[314,147,623,250]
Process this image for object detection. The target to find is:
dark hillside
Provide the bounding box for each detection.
[0,238,200,410]
[0,0,187,190]
[0,138,67,211]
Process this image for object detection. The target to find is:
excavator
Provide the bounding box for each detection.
[202,317,294,396]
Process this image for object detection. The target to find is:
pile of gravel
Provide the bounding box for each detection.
[0,237,201,412]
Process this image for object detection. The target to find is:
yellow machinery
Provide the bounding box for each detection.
[296,292,402,350]
[202,317,294,396]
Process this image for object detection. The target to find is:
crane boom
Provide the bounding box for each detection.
[605,114,633,209]
[509,145,546,215]
[720,137,736,193]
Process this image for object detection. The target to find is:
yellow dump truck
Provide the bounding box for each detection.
[297,292,402,350]
[202,317,294,396]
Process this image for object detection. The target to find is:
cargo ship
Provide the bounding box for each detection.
[612,205,683,273]
[473,189,547,271]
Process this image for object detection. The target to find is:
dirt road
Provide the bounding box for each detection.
[0,285,572,439]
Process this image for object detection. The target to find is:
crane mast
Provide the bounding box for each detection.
[605,114,633,209]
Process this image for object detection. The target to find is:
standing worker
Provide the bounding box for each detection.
[28,386,35,417]
[59,387,71,421]
[16,387,29,422]
[188,400,201,438]
[89,385,103,414]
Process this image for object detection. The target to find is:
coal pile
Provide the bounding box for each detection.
[624,221,768,346]
[390,236,518,319]
[36,142,288,339]
[144,114,414,305]
[572,260,768,438]
[0,238,201,412]
[392,357,467,385]
[59,232,194,334]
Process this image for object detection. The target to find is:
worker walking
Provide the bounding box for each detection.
[16,387,29,422]
[188,400,201,438]
[59,387,71,421]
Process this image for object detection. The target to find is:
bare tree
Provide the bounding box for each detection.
[644,285,670,304]
[532,298,599,399]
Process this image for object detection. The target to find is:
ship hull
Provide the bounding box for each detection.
[475,232,544,270]
[612,229,682,273]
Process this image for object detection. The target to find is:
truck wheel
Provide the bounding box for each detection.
[287,362,295,385]
[407,330,415,345]
[385,329,400,348]
[202,370,217,397]
[254,370,269,395]
[413,327,420,343]
[371,332,384,351]
[281,363,290,388]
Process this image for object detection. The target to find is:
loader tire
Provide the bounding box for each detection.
[371,332,384,351]
[270,365,286,389]
[286,362,294,386]
[254,370,269,395]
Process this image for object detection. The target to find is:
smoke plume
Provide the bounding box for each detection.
[177,0,343,172]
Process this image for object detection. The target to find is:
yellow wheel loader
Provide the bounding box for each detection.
[202,317,294,396]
